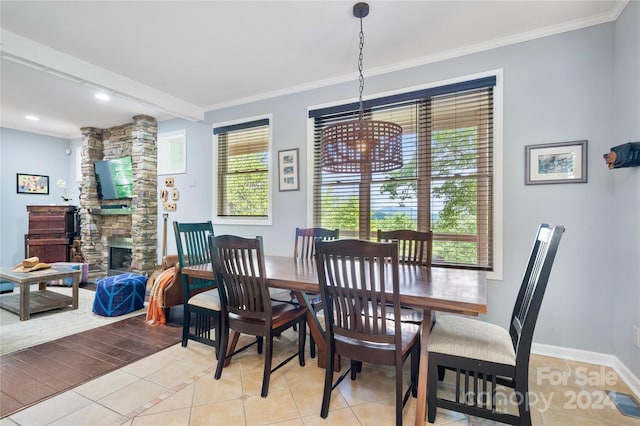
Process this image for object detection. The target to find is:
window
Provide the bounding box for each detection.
[158,129,186,175]
[310,76,496,270]
[213,117,271,223]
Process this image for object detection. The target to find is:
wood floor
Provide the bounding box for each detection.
[0,314,182,418]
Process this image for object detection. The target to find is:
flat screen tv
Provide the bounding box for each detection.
[94,156,134,200]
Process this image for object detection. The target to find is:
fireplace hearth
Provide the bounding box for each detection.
[109,237,133,275]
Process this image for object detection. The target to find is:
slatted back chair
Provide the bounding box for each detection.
[377,229,433,266]
[427,224,565,425]
[377,229,433,324]
[292,227,339,357]
[209,234,307,398]
[315,239,420,426]
[294,227,339,259]
[173,221,221,355]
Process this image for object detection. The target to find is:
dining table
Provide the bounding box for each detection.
[182,255,487,426]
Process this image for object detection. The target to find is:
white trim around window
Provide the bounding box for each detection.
[212,114,273,226]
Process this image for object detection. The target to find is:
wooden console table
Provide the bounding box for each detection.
[0,267,80,321]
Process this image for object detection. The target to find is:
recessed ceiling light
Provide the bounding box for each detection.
[95,92,111,101]
[25,115,40,121]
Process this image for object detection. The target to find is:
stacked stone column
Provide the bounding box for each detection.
[79,116,158,278]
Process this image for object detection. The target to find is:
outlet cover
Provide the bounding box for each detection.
[633,325,640,349]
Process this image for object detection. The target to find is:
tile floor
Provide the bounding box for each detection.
[1,329,638,426]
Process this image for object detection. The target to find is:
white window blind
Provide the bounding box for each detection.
[214,119,270,218]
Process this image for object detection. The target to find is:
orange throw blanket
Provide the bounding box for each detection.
[146,266,177,325]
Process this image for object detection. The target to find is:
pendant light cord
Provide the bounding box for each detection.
[358,15,365,122]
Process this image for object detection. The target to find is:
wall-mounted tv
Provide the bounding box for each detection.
[94,156,134,200]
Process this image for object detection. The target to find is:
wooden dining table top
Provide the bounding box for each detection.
[181,255,487,316]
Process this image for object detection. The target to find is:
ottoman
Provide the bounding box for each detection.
[93,273,147,317]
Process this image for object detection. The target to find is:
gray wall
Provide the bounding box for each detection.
[0,4,637,377]
[157,10,639,375]
[0,128,76,264]
[612,0,640,377]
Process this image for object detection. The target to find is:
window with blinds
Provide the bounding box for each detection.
[213,118,270,219]
[310,77,495,270]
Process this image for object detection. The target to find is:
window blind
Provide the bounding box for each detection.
[214,120,270,218]
[312,82,494,270]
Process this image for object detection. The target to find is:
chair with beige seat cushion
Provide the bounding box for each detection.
[173,221,221,356]
[427,224,565,426]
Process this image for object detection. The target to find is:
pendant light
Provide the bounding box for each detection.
[321,2,402,174]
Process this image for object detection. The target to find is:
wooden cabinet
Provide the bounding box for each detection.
[26,205,78,263]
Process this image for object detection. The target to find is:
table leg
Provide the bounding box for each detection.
[72,275,79,309]
[415,308,432,426]
[223,330,241,367]
[19,282,30,321]
[292,291,340,371]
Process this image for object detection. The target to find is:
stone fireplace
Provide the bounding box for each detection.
[79,115,158,279]
[108,237,133,275]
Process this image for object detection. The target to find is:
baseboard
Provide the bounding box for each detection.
[532,343,640,399]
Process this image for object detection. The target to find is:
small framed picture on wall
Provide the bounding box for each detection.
[525,140,588,185]
[17,173,50,194]
[278,148,299,191]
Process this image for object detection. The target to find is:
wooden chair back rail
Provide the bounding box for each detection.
[377,229,433,266]
[294,227,339,259]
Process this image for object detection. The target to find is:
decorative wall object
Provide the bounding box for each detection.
[160,177,178,211]
[525,140,587,185]
[603,141,640,169]
[17,173,49,194]
[278,148,299,191]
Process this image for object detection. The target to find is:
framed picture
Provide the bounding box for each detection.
[17,173,50,194]
[278,148,299,191]
[525,140,588,185]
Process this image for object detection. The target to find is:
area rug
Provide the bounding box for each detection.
[0,286,146,355]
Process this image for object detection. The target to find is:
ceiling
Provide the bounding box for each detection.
[0,0,627,139]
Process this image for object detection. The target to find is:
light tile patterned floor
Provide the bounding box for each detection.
[1,329,638,426]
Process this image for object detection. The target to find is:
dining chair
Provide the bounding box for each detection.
[315,239,420,426]
[292,227,339,358]
[173,221,221,355]
[377,229,433,324]
[209,234,307,398]
[377,229,433,266]
[427,224,565,425]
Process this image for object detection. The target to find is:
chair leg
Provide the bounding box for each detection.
[310,334,316,358]
[437,366,445,381]
[261,335,273,398]
[214,315,229,380]
[320,340,334,419]
[516,382,532,426]
[427,355,438,423]
[213,311,221,360]
[411,343,419,397]
[298,319,306,366]
[395,362,403,426]
[350,360,360,380]
[181,306,190,347]
[257,336,264,354]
